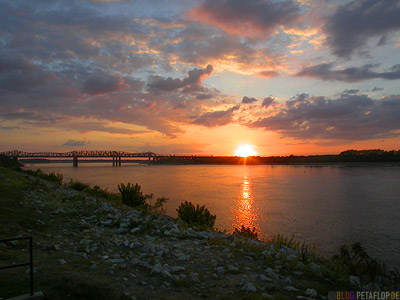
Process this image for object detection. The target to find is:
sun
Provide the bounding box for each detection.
[234,144,257,157]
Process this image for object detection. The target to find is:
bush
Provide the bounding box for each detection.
[68,179,90,191]
[0,155,21,170]
[24,169,63,185]
[234,225,258,240]
[118,182,152,208]
[177,201,216,230]
[332,242,386,283]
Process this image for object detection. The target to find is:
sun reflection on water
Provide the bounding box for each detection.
[232,175,260,233]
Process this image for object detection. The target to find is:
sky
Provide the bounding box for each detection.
[1,0,400,156]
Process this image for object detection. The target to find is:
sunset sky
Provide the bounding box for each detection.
[1,0,400,155]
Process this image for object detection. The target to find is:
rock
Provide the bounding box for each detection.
[170,266,186,273]
[241,282,257,293]
[305,288,318,297]
[287,254,297,262]
[349,275,360,286]
[266,268,279,280]
[282,277,292,285]
[262,293,273,299]
[59,259,66,265]
[227,265,239,273]
[284,285,299,292]
[177,254,190,261]
[105,258,124,263]
[90,263,97,270]
[151,263,162,274]
[130,227,141,233]
[216,266,224,275]
[190,272,200,283]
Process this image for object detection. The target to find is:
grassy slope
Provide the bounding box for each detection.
[0,166,127,300]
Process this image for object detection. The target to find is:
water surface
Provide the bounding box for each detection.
[25,162,400,267]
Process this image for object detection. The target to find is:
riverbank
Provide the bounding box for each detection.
[0,161,398,299]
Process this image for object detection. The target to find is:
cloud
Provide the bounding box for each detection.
[292,93,309,101]
[189,0,301,38]
[249,94,400,140]
[196,93,213,100]
[325,0,400,57]
[296,63,400,82]
[342,89,360,95]
[147,65,213,92]
[82,73,127,95]
[62,139,91,147]
[193,105,240,127]
[258,70,279,78]
[372,87,384,92]
[262,97,274,108]
[241,96,257,104]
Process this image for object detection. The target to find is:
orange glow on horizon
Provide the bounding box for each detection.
[234,144,258,157]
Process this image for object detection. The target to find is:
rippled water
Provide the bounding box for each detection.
[25,162,400,267]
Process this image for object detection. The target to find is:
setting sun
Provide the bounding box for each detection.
[234,144,257,157]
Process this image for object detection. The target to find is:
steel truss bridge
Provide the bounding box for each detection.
[0,150,213,166]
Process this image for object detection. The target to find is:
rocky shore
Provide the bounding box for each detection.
[0,165,397,299]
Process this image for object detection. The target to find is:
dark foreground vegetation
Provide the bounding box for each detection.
[0,155,399,300]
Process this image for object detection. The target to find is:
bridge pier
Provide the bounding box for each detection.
[112,157,121,166]
[73,156,78,167]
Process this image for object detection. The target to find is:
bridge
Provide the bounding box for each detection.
[0,150,214,167]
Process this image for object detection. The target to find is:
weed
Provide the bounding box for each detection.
[117,182,152,208]
[177,201,216,230]
[24,169,63,185]
[234,225,258,240]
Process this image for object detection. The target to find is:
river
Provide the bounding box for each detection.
[24,162,400,267]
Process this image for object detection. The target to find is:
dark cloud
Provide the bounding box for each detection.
[196,93,213,100]
[296,63,400,82]
[190,0,301,38]
[326,0,400,57]
[250,94,400,140]
[372,87,384,92]
[147,65,213,92]
[82,73,126,95]
[262,97,274,108]
[292,93,309,101]
[241,96,257,104]
[193,105,240,127]
[62,139,91,147]
[342,89,360,95]
[158,23,281,68]
[258,70,279,78]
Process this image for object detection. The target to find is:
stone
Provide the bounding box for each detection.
[151,263,162,274]
[305,288,318,297]
[105,258,124,263]
[170,266,186,273]
[349,275,360,286]
[227,265,239,273]
[216,266,224,275]
[190,272,200,283]
[241,282,257,293]
[59,259,66,265]
[284,285,299,292]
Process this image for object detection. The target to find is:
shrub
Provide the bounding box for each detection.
[149,196,168,215]
[234,225,258,240]
[118,182,152,208]
[177,201,216,230]
[331,242,386,283]
[25,169,63,185]
[0,155,21,170]
[68,179,90,191]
